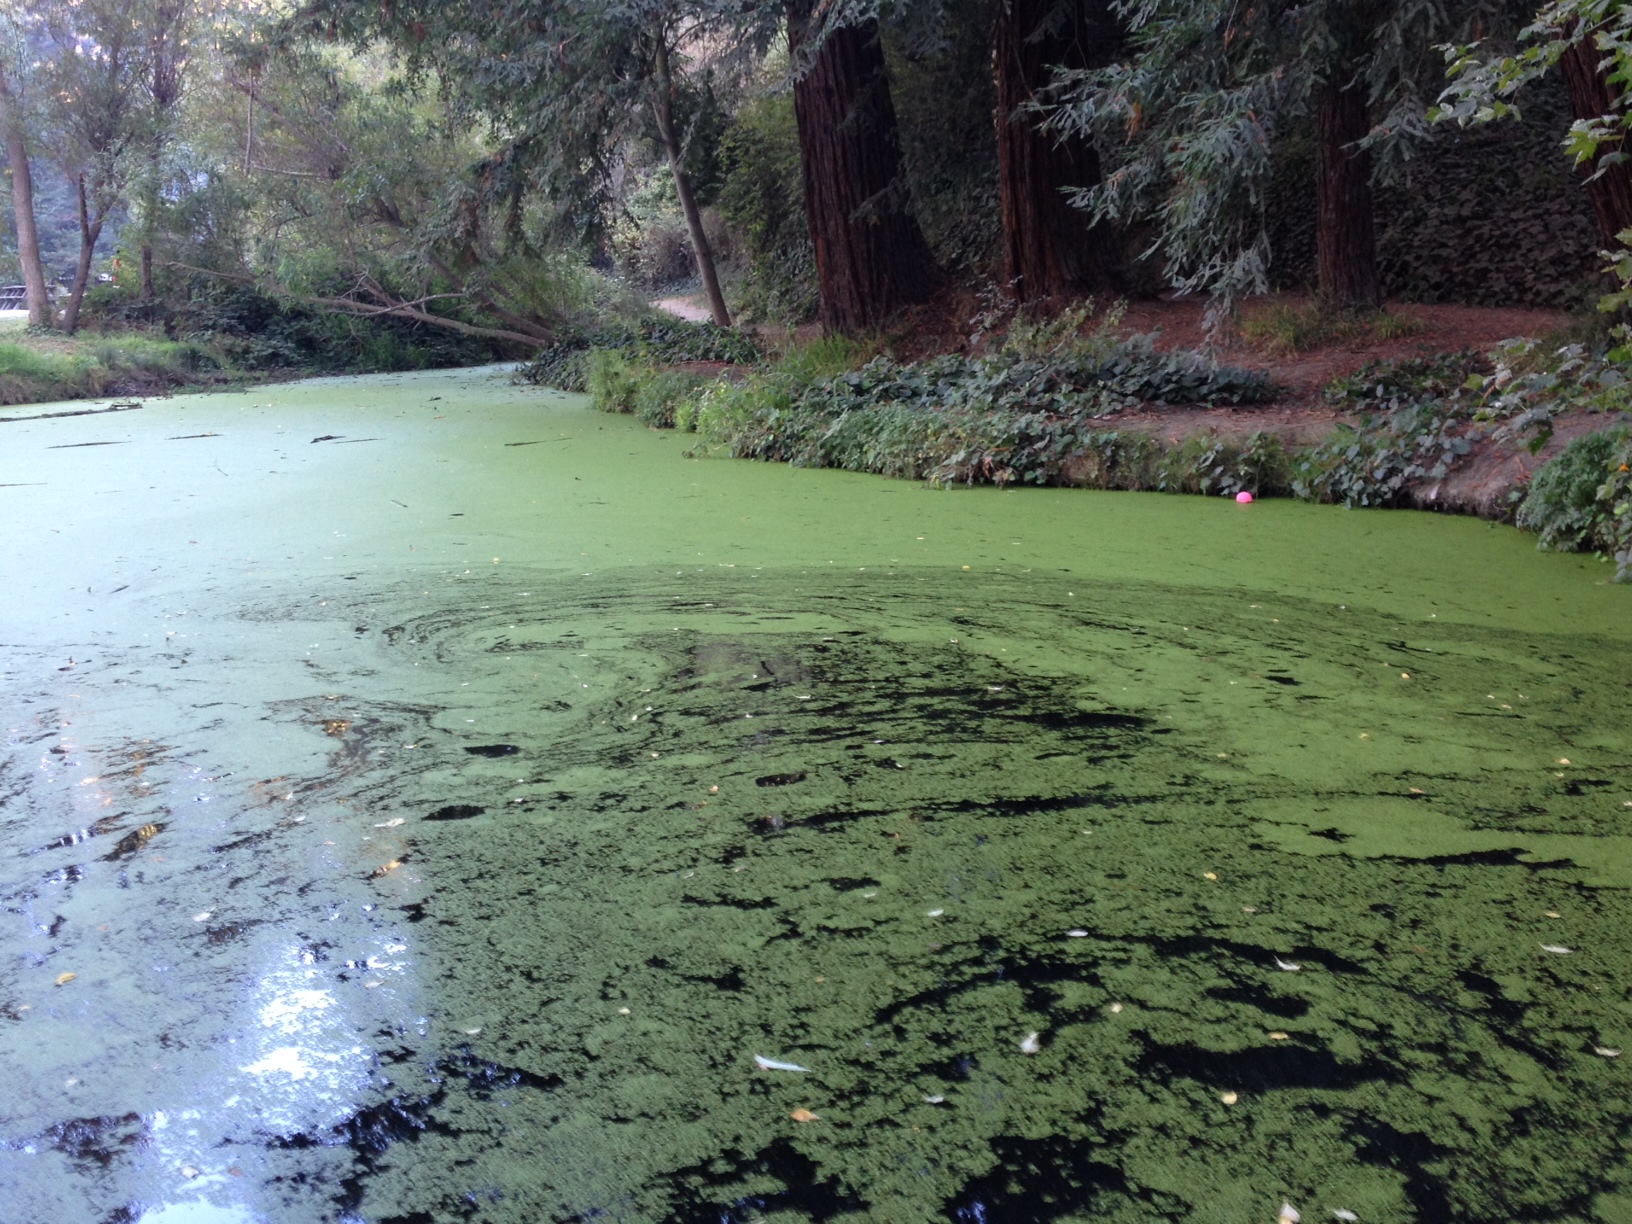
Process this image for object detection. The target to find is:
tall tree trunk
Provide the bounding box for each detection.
[1560,29,1632,249]
[62,174,107,335]
[0,71,53,328]
[993,0,1119,304]
[1314,76,1383,308]
[786,0,939,334]
[651,39,731,328]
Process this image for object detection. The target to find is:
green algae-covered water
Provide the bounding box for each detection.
[2,367,1630,1224]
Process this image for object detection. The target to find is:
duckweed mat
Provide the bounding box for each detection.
[6,560,1632,1224]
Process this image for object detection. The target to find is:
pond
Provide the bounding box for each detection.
[2,366,1630,1224]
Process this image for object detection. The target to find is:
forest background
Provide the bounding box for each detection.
[3,0,1632,571]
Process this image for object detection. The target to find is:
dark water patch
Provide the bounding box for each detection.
[947,1134,1133,1224]
[464,744,520,757]
[204,917,264,946]
[671,1139,855,1224]
[756,771,806,787]
[11,1112,150,1171]
[426,804,485,821]
[1139,1038,1390,1094]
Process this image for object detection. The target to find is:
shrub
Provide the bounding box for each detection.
[1516,426,1632,555]
[632,369,712,429]
[585,350,641,414]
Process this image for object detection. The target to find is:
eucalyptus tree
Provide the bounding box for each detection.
[28,0,151,332]
[1045,0,1518,316]
[133,0,195,301]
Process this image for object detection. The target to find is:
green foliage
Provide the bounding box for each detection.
[520,316,761,392]
[632,369,711,428]
[1325,350,1492,403]
[86,277,509,375]
[716,89,817,324]
[1047,0,1516,314]
[1292,352,1492,506]
[585,349,642,415]
[1515,426,1632,567]
[585,349,718,427]
[676,321,1273,488]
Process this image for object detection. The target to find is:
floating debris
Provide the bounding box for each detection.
[1332,1212,1358,1222]
[1109,1003,1123,1014]
[754,1055,809,1072]
[374,818,404,828]
[789,1108,820,1123]
[322,720,351,738]
[180,1165,200,1179]
[373,859,403,877]
[1019,1031,1042,1055]
[923,1094,946,1104]
[1541,944,1573,955]
[192,911,212,923]
[1203,871,1218,880]
[54,972,76,987]
[1279,1205,1301,1224]
[1065,929,1089,938]
[1220,1091,1238,1105]
[1268,1031,1290,1041]
[926,908,945,918]
[1595,1046,1622,1058]
[1274,956,1303,972]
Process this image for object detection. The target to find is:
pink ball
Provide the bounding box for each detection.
[1236,491,1254,504]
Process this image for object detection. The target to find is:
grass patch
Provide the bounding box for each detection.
[1240,299,1423,354]
[0,331,239,406]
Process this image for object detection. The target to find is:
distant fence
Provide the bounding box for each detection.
[0,285,26,310]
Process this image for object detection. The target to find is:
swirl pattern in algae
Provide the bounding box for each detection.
[189,566,1632,1222]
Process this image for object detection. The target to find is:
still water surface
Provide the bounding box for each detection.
[2,367,1630,1223]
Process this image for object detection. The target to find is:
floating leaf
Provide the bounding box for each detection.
[54,972,76,987]
[789,1108,820,1123]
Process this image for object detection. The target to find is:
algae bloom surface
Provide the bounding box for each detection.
[1,367,1630,1223]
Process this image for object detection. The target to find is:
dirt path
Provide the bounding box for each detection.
[652,294,712,323]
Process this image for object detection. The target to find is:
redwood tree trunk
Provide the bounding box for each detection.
[0,71,53,327]
[786,1,939,334]
[993,0,1119,304]
[1314,76,1383,308]
[1560,30,1632,248]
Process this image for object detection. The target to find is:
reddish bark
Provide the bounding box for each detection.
[1315,77,1383,308]
[1559,31,1632,249]
[993,0,1119,304]
[786,1,939,333]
